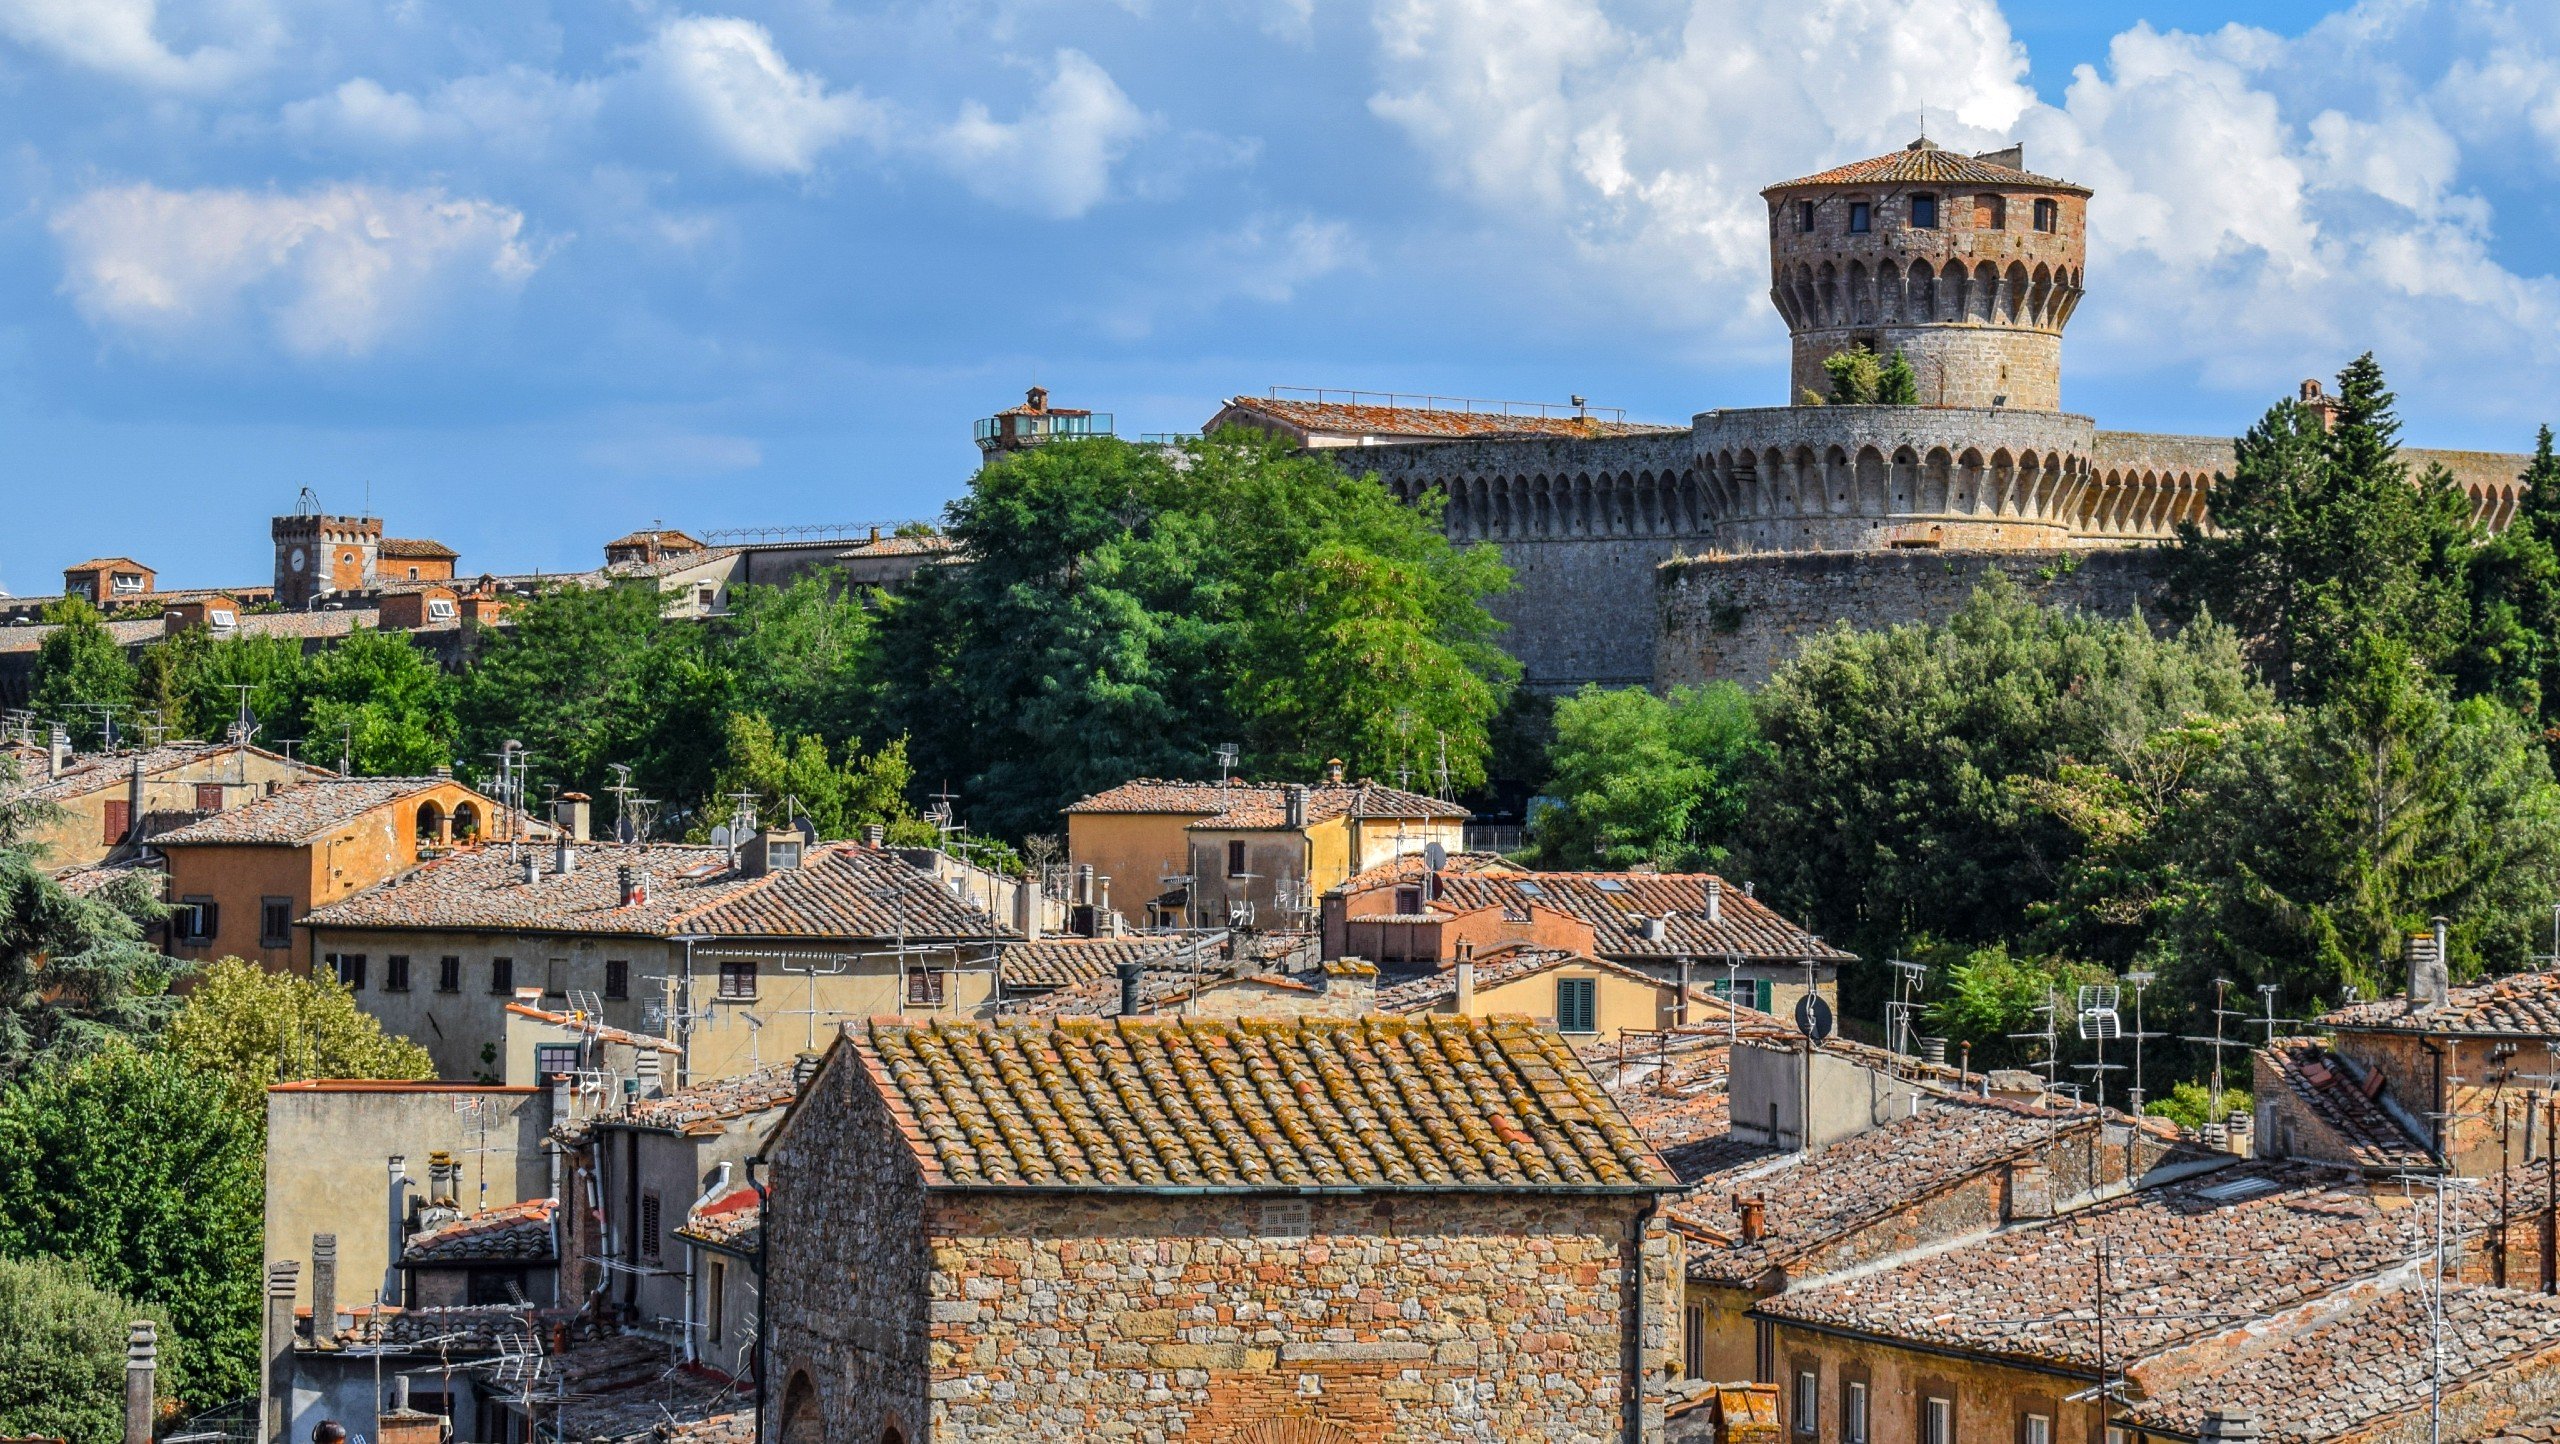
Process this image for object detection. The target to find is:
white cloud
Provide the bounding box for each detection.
[1360,0,2560,408]
[0,0,277,91]
[1103,210,1363,337]
[633,14,886,175]
[280,68,602,156]
[50,183,542,359]
[924,50,1154,218]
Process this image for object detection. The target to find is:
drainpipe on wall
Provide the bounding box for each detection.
[1621,1195,1661,1444]
[747,1154,771,1444]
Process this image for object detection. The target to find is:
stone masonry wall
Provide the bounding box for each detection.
[921,1189,1675,1443]
[1656,547,2175,688]
[763,1049,931,1444]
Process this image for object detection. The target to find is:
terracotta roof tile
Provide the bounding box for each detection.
[626,1063,796,1129]
[402,1198,557,1265]
[380,538,458,559]
[152,776,456,845]
[2319,969,2560,1036]
[851,1013,1678,1192]
[0,740,318,804]
[1756,1163,2424,1368]
[2260,1040,2432,1171]
[1768,141,2088,193]
[1340,861,1851,963]
[1001,937,1187,989]
[1065,777,1466,825]
[834,534,956,559]
[676,1184,761,1252]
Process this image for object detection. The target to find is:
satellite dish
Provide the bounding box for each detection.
[796,816,819,846]
[1424,842,1448,872]
[710,825,733,849]
[1794,993,1835,1043]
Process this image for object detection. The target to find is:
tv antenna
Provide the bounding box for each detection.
[2179,978,2253,1138]
[1885,957,1927,1058]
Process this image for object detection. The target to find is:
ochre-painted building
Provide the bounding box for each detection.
[2,737,329,872]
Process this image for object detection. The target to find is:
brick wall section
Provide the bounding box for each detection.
[914,1191,1670,1441]
[1655,548,2173,687]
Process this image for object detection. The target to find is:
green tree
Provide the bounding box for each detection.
[134,631,308,749]
[300,628,457,775]
[1534,683,1763,869]
[1739,578,2264,967]
[711,578,878,745]
[1876,351,1920,406]
[458,584,727,822]
[2453,425,2560,732]
[162,958,433,1109]
[0,760,188,1077]
[0,1254,181,1444]
[0,1045,262,1405]
[1820,350,1917,406]
[2173,354,2475,704]
[29,600,138,747]
[1918,942,2113,1072]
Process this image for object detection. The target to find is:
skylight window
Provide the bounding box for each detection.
[1593,878,1626,893]
[2193,1175,2278,1203]
[1514,880,1544,897]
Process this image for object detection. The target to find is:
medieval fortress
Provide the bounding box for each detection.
[1311,140,2534,690]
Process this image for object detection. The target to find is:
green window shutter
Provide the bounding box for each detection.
[1755,979,1773,1013]
[1557,977,1597,1033]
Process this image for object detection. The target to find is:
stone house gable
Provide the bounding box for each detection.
[762,1015,1684,1444]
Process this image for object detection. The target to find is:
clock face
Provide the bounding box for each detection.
[288,547,306,573]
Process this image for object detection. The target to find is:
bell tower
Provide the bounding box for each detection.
[1761,138,2089,411]
[272,488,383,610]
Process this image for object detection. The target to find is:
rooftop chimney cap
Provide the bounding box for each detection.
[1117,960,1145,1018]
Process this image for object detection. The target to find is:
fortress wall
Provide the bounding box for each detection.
[1655,547,2175,689]
[1348,433,1707,690]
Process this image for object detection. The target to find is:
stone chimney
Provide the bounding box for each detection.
[617,865,639,907]
[636,1047,664,1099]
[1738,1197,1766,1243]
[1074,864,1096,906]
[553,833,577,876]
[125,1321,157,1444]
[863,823,886,847]
[2406,921,2450,1007]
[1117,961,1146,1018]
[1321,958,1378,1016]
[261,1260,300,1444]
[386,1156,408,1300]
[1283,785,1310,830]
[1454,952,1476,1014]
[793,1048,823,1090]
[2200,1410,2262,1442]
[309,1234,337,1344]
[1323,758,1345,786]
[125,757,145,846]
[519,852,538,886]
[1013,875,1044,943]
[1705,877,1723,926]
[555,791,591,843]
[48,724,71,778]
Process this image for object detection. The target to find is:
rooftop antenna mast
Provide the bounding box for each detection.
[780,951,851,1051]
[606,763,640,843]
[2121,969,2164,1114]
[76,703,121,752]
[2179,978,2252,1140]
[2007,987,2062,1101]
[1885,958,1927,1057]
[2073,983,2123,1113]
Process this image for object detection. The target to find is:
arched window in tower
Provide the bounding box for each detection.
[1847,201,1872,233]
[1974,194,2005,229]
[2033,198,2059,232]
[1908,194,1938,229]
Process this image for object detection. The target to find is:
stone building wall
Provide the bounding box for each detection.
[1655,547,2176,688]
[919,1190,1672,1442]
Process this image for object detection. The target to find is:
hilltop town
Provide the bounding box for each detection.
[11,137,2560,1444]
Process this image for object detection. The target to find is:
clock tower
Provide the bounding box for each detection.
[271,488,383,610]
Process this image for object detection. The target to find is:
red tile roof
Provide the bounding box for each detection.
[0,740,320,804]
[2259,1040,2431,1171]
[1767,140,2088,193]
[624,1062,797,1130]
[1000,937,1187,989]
[1342,862,1852,963]
[151,776,458,846]
[402,1198,557,1265]
[2319,969,2560,1036]
[1066,778,1466,824]
[834,534,956,559]
[849,1013,1678,1192]
[1216,396,1680,442]
[380,538,459,559]
[676,1184,761,1252]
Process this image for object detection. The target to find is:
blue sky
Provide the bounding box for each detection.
[3,0,2555,593]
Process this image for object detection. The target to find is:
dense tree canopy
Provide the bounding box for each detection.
[28,601,137,749]
[1533,683,1762,869]
[0,761,187,1079]
[0,1254,179,1444]
[162,959,434,1109]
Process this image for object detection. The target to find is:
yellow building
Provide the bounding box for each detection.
[1064,767,1467,930]
[1,735,329,871]
[1377,945,1732,1044]
[153,774,510,975]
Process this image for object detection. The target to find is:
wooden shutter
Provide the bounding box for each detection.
[101,799,130,844]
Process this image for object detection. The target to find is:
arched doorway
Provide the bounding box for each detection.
[778,1371,821,1444]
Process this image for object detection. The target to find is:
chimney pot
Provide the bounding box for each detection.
[49,725,73,778]
[554,836,576,876]
[1118,960,1145,1018]
[1455,956,1476,1014]
[125,1320,157,1444]
[2199,1411,2263,1442]
[636,1047,663,1099]
[1323,758,1344,786]
[1738,1197,1767,1243]
[519,853,537,886]
[309,1234,337,1344]
[617,864,638,906]
[1705,877,1723,926]
[794,1048,823,1089]
[2407,923,2450,1007]
[863,823,885,847]
[555,792,591,844]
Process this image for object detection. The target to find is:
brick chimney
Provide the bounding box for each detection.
[309,1234,337,1343]
[555,792,591,844]
[125,1321,157,1444]
[1738,1197,1767,1243]
[1321,958,1378,1016]
[863,823,886,847]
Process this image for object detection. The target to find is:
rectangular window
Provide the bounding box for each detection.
[1797,199,1816,232]
[1844,1383,1869,1444]
[437,956,461,993]
[1923,1397,1954,1444]
[466,1271,525,1307]
[102,799,130,845]
[1848,201,1872,233]
[178,895,217,944]
[535,1043,580,1082]
[1556,977,1598,1034]
[426,598,457,622]
[640,1191,663,1260]
[1793,1371,1818,1434]
[1395,887,1423,914]
[707,1258,727,1342]
[1682,1306,1704,1377]
[544,957,567,998]
[1226,840,1248,877]
[908,968,946,1007]
[2034,197,2058,232]
[385,955,411,992]
[260,897,292,948]
[489,957,514,994]
[718,960,757,1000]
[1976,193,2006,229]
[194,783,224,812]
[334,953,367,990]
[2021,1415,2050,1444]
[1909,193,1938,228]
[605,959,629,1000]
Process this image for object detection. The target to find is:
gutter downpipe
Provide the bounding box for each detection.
[1624,1193,1660,1444]
[747,1154,771,1444]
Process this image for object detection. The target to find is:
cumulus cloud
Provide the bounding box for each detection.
[632,15,887,175]
[50,183,542,359]
[280,68,602,157]
[1361,0,2560,406]
[1103,210,1363,337]
[923,50,1155,217]
[0,0,278,91]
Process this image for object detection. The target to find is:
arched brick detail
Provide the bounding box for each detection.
[1234,1420,1361,1444]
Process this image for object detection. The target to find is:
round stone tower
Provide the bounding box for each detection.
[1762,139,2089,412]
